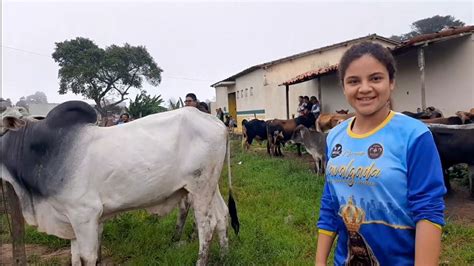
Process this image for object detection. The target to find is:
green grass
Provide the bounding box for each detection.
[1,139,473,265]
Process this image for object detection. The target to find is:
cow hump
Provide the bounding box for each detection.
[45,101,97,128]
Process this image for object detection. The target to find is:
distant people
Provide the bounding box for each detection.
[227,115,237,133]
[198,101,210,113]
[310,96,321,120]
[184,93,198,107]
[297,95,306,117]
[304,96,312,111]
[216,108,224,122]
[116,113,130,125]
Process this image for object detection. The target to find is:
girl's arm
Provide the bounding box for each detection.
[315,231,336,265]
[415,220,442,265]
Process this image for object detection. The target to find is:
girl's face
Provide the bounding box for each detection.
[343,54,394,118]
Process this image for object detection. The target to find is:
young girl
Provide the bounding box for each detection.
[316,42,446,265]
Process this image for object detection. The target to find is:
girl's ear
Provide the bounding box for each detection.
[389,79,395,91]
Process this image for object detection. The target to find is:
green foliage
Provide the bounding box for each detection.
[2,140,473,264]
[448,164,470,187]
[168,97,184,110]
[52,37,163,116]
[25,91,48,104]
[391,15,465,42]
[126,92,167,118]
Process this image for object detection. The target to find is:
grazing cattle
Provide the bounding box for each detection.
[265,117,311,157]
[455,111,474,124]
[290,125,327,174]
[402,106,443,119]
[317,113,354,132]
[428,124,474,194]
[0,101,239,266]
[421,116,472,125]
[241,119,268,152]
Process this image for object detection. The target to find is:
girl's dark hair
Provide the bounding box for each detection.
[338,42,397,83]
[186,93,197,101]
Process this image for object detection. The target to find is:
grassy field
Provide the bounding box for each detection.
[1,139,473,265]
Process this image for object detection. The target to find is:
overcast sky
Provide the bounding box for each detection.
[2,0,472,106]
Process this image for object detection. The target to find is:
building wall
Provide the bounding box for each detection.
[215,86,230,113]
[28,103,60,116]
[393,35,473,115]
[319,74,352,113]
[424,35,473,115]
[392,49,422,112]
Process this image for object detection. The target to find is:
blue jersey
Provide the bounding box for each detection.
[317,111,446,265]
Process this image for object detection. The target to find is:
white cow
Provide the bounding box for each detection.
[0,101,238,265]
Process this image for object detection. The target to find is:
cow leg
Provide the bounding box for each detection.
[71,239,81,266]
[319,157,326,175]
[173,196,191,242]
[213,190,229,255]
[193,198,217,266]
[296,143,302,156]
[313,158,319,174]
[69,210,101,266]
[443,167,452,194]
[97,222,104,263]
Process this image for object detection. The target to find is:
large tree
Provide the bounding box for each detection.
[390,15,465,42]
[52,37,163,117]
[15,97,29,110]
[26,91,48,104]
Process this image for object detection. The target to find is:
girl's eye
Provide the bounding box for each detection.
[347,79,359,85]
[371,76,383,82]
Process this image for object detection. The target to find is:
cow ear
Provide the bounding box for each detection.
[3,117,26,131]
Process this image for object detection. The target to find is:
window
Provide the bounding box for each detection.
[236,91,239,99]
[250,87,254,96]
[241,90,244,98]
[245,88,248,97]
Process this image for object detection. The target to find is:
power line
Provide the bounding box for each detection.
[163,75,212,82]
[2,45,51,57]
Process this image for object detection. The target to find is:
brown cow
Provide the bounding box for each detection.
[266,119,303,157]
[455,111,474,124]
[317,113,355,132]
[336,109,349,114]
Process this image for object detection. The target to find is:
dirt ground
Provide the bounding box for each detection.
[444,181,474,226]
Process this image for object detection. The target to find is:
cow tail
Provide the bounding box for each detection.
[227,135,240,235]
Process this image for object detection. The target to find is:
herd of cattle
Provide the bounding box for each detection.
[0,101,473,265]
[242,107,474,194]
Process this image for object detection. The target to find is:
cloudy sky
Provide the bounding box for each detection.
[2,0,472,105]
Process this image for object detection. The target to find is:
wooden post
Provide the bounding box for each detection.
[3,181,27,265]
[285,84,290,119]
[317,77,322,112]
[418,46,426,110]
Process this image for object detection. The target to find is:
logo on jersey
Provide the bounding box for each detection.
[368,143,383,159]
[331,144,342,158]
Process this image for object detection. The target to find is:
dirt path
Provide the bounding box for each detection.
[445,182,474,226]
